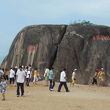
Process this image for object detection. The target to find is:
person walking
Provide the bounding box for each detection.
[33,68,39,85]
[44,67,49,86]
[48,67,55,91]
[16,66,25,97]
[26,69,31,86]
[58,68,69,92]
[70,69,77,86]
[9,68,15,85]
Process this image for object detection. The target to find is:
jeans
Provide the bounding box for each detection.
[10,78,14,84]
[17,83,24,96]
[58,82,69,92]
[49,79,55,90]
[26,78,30,86]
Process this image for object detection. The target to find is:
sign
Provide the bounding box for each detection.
[93,35,110,40]
[28,45,37,52]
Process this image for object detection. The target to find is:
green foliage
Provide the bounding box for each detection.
[70,20,95,26]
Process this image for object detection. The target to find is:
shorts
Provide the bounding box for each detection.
[0,88,6,93]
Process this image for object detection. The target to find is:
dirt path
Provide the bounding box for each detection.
[0,81,110,110]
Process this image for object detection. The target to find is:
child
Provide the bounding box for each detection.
[0,77,7,101]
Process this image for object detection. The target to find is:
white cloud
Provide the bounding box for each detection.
[1,0,110,19]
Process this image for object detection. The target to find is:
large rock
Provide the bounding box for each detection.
[54,25,110,84]
[2,25,67,73]
[1,24,110,85]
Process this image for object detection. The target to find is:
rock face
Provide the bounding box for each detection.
[1,24,110,85]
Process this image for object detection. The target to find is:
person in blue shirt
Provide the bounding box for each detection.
[0,77,7,101]
[48,67,55,91]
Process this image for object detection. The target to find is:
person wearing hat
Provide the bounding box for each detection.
[70,69,77,86]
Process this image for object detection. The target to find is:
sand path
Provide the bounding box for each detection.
[0,81,110,110]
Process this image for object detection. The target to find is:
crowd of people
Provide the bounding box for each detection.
[44,67,69,92]
[0,65,41,86]
[91,68,105,86]
[0,65,106,101]
[0,65,41,100]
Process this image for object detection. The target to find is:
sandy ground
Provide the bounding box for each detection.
[0,81,110,110]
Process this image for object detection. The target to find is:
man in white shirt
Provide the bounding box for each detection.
[58,68,69,92]
[9,68,15,84]
[16,66,25,97]
[26,70,31,86]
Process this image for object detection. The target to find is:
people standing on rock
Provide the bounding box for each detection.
[70,69,77,86]
[16,66,25,97]
[9,68,15,85]
[97,68,105,86]
[48,67,55,91]
[58,68,69,92]
[0,77,7,101]
[44,67,49,86]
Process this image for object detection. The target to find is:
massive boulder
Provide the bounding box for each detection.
[2,25,67,73]
[53,25,110,84]
[1,24,110,85]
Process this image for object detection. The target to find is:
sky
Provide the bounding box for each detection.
[0,0,110,63]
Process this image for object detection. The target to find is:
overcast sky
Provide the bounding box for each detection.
[0,0,110,63]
